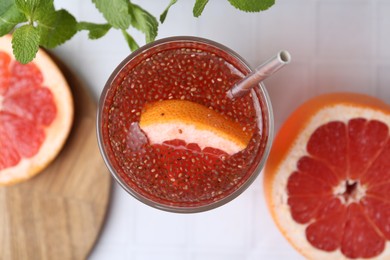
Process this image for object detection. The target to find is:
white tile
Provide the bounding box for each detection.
[316,0,373,59]
[79,1,106,22]
[53,34,84,73]
[197,1,257,66]
[377,64,390,103]
[189,190,252,250]
[89,244,128,260]
[192,252,245,260]
[75,53,125,99]
[252,177,300,258]
[247,250,304,260]
[265,62,312,132]
[256,0,316,63]
[377,1,390,58]
[54,0,81,16]
[315,62,374,95]
[91,184,137,247]
[245,173,262,194]
[134,250,189,260]
[159,3,198,38]
[80,29,133,56]
[134,204,189,247]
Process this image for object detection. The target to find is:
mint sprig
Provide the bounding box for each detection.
[0,0,275,64]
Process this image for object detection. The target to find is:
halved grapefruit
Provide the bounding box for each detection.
[0,35,73,185]
[264,93,390,259]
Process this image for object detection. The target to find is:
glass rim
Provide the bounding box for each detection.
[97,36,274,213]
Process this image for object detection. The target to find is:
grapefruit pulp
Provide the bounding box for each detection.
[0,35,73,185]
[264,93,390,259]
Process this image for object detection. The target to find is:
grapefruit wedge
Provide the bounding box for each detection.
[264,92,390,259]
[139,100,252,155]
[0,35,73,185]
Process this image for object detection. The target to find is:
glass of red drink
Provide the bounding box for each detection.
[97,36,273,213]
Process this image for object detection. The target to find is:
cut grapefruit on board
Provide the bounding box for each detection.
[139,99,252,155]
[264,92,390,259]
[0,35,73,185]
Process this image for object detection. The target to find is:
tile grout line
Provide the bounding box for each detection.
[312,0,321,96]
[372,0,379,96]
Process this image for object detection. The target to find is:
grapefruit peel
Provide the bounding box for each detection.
[264,93,390,259]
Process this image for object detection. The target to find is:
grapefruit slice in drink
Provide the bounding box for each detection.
[264,93,390,259]
[0,35,73,185]
[139,99,252,155]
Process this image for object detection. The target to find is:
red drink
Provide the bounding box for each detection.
[97,37,273,212]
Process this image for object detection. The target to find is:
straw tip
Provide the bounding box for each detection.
[226,89,234,99]
[278,50,291,64]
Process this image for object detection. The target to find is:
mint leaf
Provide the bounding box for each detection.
[77,22,111,40]
[12,24,40,64]
[121,30,139,51]
[0,0,27,36]
[193,0,209,17]
[227,0,275,12]
[34,0,55,21]
[14,0,36,16]
[160,0,177,23]
[92,0,131,30]
[129,4,158,43]
[14,0,54,20]
[38,9,77,48]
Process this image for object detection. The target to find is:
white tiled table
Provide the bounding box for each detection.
[53,1,390,259]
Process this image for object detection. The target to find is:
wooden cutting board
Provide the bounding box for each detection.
[0,54,112,260]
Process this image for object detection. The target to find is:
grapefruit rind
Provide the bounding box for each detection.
[0,35,74,185]
[139,100,252,155]
[264,93,390,260]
